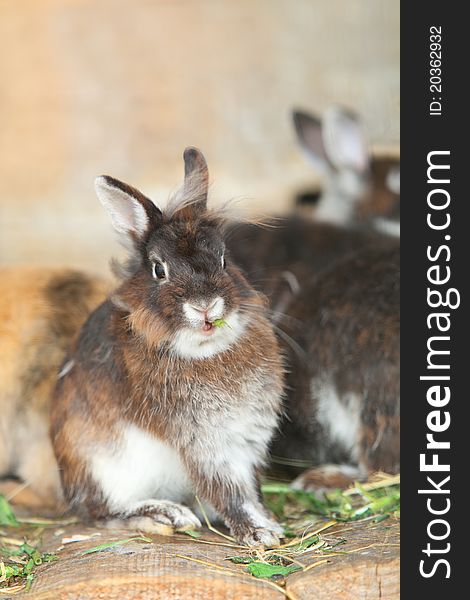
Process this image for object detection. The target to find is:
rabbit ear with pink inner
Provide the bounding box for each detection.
[322,106,370,173]
[95,175,163,244]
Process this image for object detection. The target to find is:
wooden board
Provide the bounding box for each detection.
[6,512,399,599]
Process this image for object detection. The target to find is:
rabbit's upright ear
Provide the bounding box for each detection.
[322,106,370,173]
[292,109,330,173]
[95,176,162,243]
[183,147,209,213]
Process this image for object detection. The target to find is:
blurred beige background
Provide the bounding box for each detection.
[0,0,399,274]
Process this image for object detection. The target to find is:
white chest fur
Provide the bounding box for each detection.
[89,367,280,516]
[90,425,194,513]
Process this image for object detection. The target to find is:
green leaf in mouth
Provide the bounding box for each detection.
[213,318,229,328]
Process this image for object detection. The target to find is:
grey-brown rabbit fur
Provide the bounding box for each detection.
[51,148,285,546]
[271,240,400,490]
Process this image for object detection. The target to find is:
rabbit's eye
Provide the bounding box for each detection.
[152,260,167,281]
[221,255,226,269]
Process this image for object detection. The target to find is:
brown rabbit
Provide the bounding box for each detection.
[270,239,400,490]
[50,148,285,546]
[227,109,401,489]
[0,267,108,505]
[292,106,400,235]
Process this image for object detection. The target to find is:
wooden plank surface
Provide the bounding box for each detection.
[288,520,399,599]
[6,511,399,599]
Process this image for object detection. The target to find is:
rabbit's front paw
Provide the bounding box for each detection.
[237,525,281,548]
[230,502,284,546]
[126,499,202,530]
[263,518,284,537]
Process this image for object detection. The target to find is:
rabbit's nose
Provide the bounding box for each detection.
[187,302,209,316]
[186,297,224,320]
[206,297,224,320]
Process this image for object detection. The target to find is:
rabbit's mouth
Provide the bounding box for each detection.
[171,310,247,359]
[201,320,216,335]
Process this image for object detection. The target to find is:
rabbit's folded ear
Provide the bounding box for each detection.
[95,176,162,242]
[322,106,370,173]
[292,109,331,173]
[182,147,209,212]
